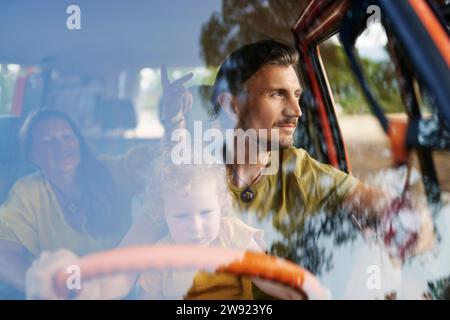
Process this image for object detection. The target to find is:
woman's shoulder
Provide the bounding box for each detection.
[1,171,49,208]
[12,171,46,192]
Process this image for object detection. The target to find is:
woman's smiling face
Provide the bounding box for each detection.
[30,117,81,177]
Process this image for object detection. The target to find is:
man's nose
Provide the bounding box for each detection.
[285,96,302,118]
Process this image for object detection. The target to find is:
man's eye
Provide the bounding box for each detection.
[272,91,283,97]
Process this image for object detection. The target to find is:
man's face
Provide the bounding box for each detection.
[234,64,302,149]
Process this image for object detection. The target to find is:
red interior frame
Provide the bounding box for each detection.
[292,0,351,170]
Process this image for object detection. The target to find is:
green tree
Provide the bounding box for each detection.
[200,0,308,66]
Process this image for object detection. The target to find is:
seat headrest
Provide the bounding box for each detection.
[0,116,23,165]
[94,99,137,131]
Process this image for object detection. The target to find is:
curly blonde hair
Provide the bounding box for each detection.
[132,148,232,223]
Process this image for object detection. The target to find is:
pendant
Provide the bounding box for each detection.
[67,202,79,214]
[240,188,256,202]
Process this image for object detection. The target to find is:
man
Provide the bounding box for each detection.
[207,40,440,280]
[210,39,388,227]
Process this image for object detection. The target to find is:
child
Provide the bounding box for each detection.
[135,160,267,300]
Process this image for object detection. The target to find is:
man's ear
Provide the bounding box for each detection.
[217,92,239,122]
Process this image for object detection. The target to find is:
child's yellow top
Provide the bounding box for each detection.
[139,216,266,300]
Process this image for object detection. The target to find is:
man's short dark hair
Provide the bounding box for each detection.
[211,39,299,118]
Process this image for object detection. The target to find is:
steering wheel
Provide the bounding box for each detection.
[52,245,329,300]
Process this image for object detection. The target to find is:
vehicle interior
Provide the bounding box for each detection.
[0,0,449,299]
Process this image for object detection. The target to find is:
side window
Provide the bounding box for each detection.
[318,23,400,181]
[0,64,21,115]
[320,18,450,199]
[0,64,42,117]
[319,11,449,299]
[432,0,450,27]
[415,83,450,195]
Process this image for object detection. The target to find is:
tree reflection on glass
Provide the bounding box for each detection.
[200,0,307,66]
[270,208,359,276]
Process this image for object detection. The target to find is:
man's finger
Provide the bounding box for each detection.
[171,72,194,86]
[161,65,169,88]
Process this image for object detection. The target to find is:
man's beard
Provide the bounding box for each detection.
[257,133,294,151]
[279,135,295,149]
[235,121,295,151]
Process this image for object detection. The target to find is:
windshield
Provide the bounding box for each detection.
[0,0,449,301]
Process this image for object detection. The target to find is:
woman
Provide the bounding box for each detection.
[0,109,157,292]
[0,67,195,296]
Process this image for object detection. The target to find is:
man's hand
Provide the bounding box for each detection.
[252,277,331,300]
[380,195,435,262]
[160,65,194,127]
[344,182,435,262]
[344,182,392,224]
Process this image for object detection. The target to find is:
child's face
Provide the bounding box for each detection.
[163,181,221,245]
